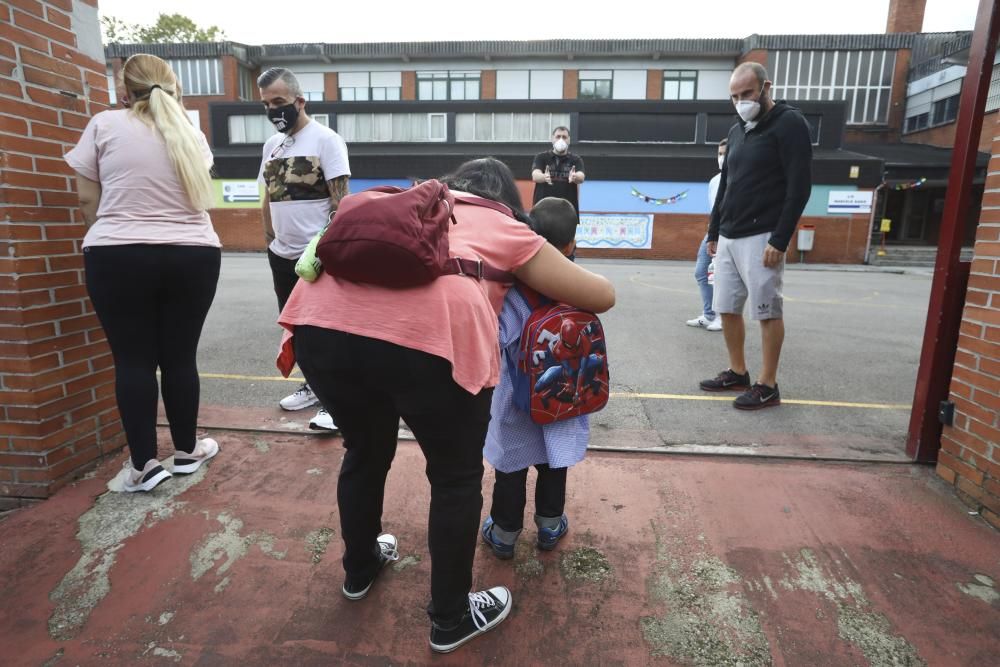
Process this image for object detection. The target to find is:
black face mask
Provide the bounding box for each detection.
[267,103,299,133]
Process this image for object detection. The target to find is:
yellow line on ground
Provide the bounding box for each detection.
[200,372,304,383]
[610,391,909,410]
[198,373,907,410]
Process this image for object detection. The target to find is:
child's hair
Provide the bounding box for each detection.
[530,197,578,248]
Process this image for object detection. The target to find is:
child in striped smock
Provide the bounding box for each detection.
[481,197,589,559]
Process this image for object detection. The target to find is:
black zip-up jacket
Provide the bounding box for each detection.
[708,101,813,252]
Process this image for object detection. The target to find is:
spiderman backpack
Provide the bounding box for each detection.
[509,286,610,425]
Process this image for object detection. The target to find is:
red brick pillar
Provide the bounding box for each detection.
[939,113,1000,530]
[0,0,125,509]
[562,70,578,99]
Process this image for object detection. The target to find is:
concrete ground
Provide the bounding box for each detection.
[194,255,930,461]
[1,433,998,666]
[4,255,998,665]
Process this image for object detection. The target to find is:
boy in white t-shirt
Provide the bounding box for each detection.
[258,67,351,431]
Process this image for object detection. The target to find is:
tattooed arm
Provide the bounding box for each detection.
[327,175,350,212]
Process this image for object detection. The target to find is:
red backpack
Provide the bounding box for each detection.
[316,179,514,287]
[510,286,610,425]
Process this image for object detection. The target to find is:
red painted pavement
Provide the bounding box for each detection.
[0,433,997,665]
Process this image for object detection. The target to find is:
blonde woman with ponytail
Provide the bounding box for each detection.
[65,53,222,493]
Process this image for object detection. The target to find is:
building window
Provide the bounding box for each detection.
[107,66,116,106]
[904,113,929,133]
[229,114,275,144]
[768,50,896,125]
[417,71,480,100]
[495,70,564,100]
[455,112,572,142]
[663,70,697,100]
[166,58,223,96]
[931,95,960,125]
[986,62,1000,113]
[339,72,402,101]
[336,113,446,142]
[294,73,324,101]
[578,70,612,99]
[238,66,256,101]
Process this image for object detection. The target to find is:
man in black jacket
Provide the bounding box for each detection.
[699,62,812,410]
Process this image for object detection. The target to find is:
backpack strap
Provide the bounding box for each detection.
[441,257,514,283]
[441,194,517,283]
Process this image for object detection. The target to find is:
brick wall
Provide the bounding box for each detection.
[212,205,870,263]
[0,0,126,508]
[481,70,496,100]
[937,114,1000,528]
[401,71,416,100]
[563,70,578,100]
[938,114,1000,531]
[324,71,338,101]
[574,213,870,263]
[886,0,926,33]
[903,111,1000,153]
[646,69,663,100]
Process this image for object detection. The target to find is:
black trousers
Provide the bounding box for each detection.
[267,248,299,313]
[84,244,220,469]
[294,326,492,627]
[490,464,568,532]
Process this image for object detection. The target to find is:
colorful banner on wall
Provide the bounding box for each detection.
[890,178,927,191]
[629,187,688,205]
[576,214,654,249]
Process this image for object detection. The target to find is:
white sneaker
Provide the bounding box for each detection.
[172,438,220,474]
[280,383,320,411]
[706,317,723,332]
[309,408,339,432]
[398,420,416,441]
[120,458,172,493]
[686,315,712,328]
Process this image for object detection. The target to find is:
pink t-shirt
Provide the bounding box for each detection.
[277,194,546,394]
[64,109,220,248]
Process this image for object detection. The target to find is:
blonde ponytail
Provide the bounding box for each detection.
[122,54,214,211]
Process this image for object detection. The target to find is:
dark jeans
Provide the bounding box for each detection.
[267,248,299,312]
[84,244,220,469]
[491,464,568,532]
[293,327,493,627]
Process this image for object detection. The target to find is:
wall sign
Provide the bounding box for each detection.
[576,214,653,249]
[827,191,873,214]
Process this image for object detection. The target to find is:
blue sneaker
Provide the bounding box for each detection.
[536,514,569,551]
[480,516,516,560]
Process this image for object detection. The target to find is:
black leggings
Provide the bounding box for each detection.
[84,244,220,469]
[294,326,493,628]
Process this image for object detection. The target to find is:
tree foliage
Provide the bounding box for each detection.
[101,13,226,44]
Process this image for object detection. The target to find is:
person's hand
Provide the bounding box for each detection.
[763,243,784,268]
[544,166,553,185]
[707,241,718,257]
[568,166,579,184]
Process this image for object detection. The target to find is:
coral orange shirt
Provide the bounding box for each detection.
[277,193,545,394]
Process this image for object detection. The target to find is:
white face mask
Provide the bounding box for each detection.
[553,139,569,153]
[734,83,766,122]
[718,155,725,170]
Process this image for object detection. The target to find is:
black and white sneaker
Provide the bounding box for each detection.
[733,382,781,410]
[429,587,512,654]
[279,382,320,411]
[342,534,399,600]
[699,368,751,392]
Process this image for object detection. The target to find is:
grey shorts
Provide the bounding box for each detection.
[712,232,784,320]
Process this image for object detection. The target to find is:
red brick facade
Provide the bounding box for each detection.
[886,0,926,33]
[212,206,870,264]
[904,110,1000,153]
[938,114,1000,530]
[1,0,126,508]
